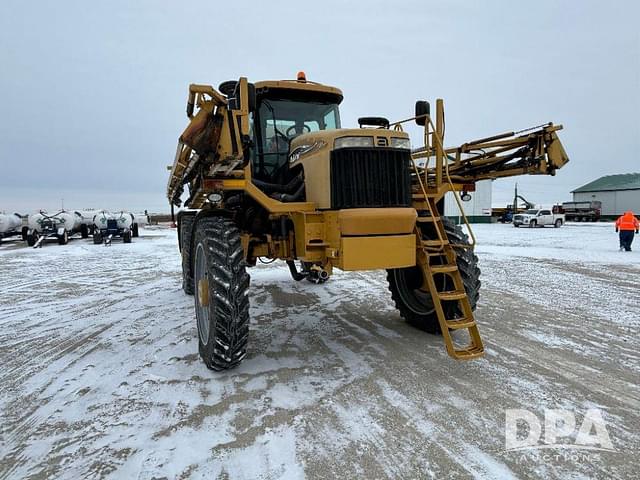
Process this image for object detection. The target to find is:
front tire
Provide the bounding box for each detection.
[554,219,562,228]
[193,217,250,370]
[387,219,481,334]
[93,232,103,244]
[123,230,132,243]
[132,223,139,237]
[81,224,89,238]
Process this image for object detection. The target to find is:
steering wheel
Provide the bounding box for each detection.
[286,124,311,138]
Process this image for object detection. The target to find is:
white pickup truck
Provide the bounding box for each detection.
[513,209,565,228]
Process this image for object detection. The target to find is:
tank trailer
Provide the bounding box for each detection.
[167,74,569,370]
[92,211,136,245]
[26,210,84,247]
[0,213,26,243]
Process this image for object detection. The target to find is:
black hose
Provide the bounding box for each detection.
[271,183,305,202]
[252,173,303,194]
[287,260,307,281]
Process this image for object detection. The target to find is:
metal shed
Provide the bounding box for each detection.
[572,173,640,218]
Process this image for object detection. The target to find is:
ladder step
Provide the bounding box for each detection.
[446,318,476,330]
[430,264,458,274]
[438,290,467,301]
[452,346,485,360]
[422,239,449,247]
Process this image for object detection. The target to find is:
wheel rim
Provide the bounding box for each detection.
[194,243,210,345]
[392,266,438,315]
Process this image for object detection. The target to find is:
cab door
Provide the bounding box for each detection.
[539,210,552,226]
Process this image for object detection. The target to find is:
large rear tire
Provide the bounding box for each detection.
[93,232,103,244]
[123,230,132,243]
[193,217,250,370]
[81,224,89,239]
[132,223,139,237]
[387,219,481,334]
[180,215,196,295]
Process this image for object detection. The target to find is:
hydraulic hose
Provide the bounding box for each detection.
[271,183,305,203]
[287,260,307,281]
[252,173,303,195]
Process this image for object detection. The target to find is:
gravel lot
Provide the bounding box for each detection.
[1,223,638,479]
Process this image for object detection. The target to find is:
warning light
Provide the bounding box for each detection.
[297,71,307,82]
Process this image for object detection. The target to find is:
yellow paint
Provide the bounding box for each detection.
[340,234,416,271]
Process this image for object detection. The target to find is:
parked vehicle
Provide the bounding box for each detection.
[560,201,601,222]
[93,211,134,244]
[26,210,83,247]
[0,213,26,243]
[513,209,565,228]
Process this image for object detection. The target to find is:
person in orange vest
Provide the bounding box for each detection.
[615,211,640,251]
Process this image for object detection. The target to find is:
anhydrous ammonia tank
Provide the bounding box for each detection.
[76,209,99,226]
[28,210,81,232]
[133,213,149,226]
[113,211,134,229]
[75,209,99,237]
[93,210,112,229]
[0,213,22,234]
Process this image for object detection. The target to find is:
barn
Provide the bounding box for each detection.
[572,173,640,218]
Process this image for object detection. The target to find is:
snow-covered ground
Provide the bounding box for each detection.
[0,223,638,479]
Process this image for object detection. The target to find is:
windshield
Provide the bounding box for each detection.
[253,99,340,180]
[524,209,539,215]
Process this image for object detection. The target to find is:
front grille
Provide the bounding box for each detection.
[330,148,411,209]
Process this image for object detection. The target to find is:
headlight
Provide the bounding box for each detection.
[208,192,223,203]
[390,137,411,149]
[334,136,374,149]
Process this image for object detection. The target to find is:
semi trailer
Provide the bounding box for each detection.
[560,201,602,222]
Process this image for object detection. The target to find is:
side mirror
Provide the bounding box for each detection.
[415,100,430,126]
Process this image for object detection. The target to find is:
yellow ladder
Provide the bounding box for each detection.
[416,198,484,360]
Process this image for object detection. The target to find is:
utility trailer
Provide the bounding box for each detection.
[167,74,569,370]
[560,201,602,222]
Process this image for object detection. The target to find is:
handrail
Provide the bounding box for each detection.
[424,114,477,248]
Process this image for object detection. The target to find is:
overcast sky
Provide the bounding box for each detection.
[0,0,638,213]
